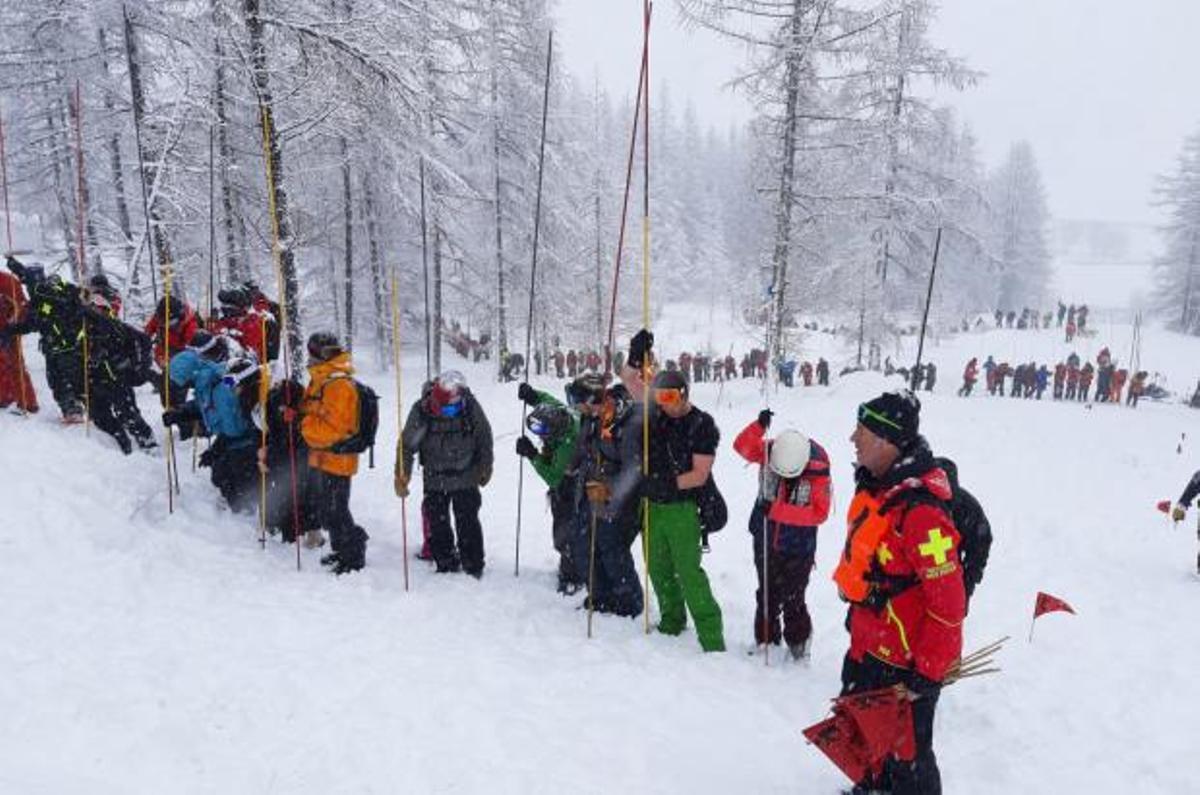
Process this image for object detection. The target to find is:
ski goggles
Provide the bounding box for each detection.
[526,417,550,436]
[439,401,463,418]
[653,387,685,408]
[857,403,903,431]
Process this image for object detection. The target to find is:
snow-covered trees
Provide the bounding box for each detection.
[987,140,1052,312]
[1153,127,1200,333]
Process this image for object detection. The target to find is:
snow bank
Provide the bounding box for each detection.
[2,315,1198,793]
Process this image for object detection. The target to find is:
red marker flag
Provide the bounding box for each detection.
[1034,591,1075,619]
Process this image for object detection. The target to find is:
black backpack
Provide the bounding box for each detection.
[697,476,728,551]
[322,376,380,464]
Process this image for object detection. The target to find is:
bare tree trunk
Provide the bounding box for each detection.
[244,0,302,372]
[432,222,443,375]
[767,0,807,363]
[66,91,102,277]
[97,27,135,277]
[341,137,354,350]
[361,171,388,369]
[123,6,175,284]
[46,105,77,271]
[211,5,244,284]
[490,1,508,370]
[877,4,910,290]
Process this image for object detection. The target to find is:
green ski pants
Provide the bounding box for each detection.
[647,499,725,652]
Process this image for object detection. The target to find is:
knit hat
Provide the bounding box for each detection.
[652,368,688,396]
[857,389,920,448]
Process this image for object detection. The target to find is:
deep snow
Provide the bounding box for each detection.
[2,309,1199,794]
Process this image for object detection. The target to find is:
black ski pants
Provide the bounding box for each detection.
[840,654,942,795]
[209,440,259,514]
[425,487,484,575]
[90,378,154,453]
[751,526,815,646]
[45,348,84,416]
[313,471,368,567]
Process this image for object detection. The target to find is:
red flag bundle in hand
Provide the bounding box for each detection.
[803,687,916,784]
[1034,591,1075,619]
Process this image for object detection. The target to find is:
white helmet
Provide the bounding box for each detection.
[769,430,810,478]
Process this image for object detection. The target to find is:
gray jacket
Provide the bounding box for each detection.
[400,388,494,493]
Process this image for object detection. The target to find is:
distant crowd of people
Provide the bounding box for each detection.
[958,346,1151,407]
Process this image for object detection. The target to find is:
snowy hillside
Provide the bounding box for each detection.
[3,312,1200,794]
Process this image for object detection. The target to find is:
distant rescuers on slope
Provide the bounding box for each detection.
[835,390,967,795]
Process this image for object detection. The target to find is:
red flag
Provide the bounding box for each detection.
[1157,500,1172,514]
[1034,591,1075,619]
[803,711,871,784]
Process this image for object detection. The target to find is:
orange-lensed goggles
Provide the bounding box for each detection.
[653,387,685,407]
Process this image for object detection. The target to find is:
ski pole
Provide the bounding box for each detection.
[514,29,553,578]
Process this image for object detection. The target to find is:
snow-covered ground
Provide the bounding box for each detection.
[3,309,1199,794]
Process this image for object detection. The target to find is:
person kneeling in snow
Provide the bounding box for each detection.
[301,333,369,575]
[835,390,966,795]
[164,356,261,513]
[733,409,831,661]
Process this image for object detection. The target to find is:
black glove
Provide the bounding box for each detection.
[643,470,678,502]
[758,409,773,430]
[515,436,538,460]
[628,328,653,368]
[198,447,215,468]
[517,382,538,406]
[906,671,942,699]
[5,256,23,276]
[162,409,183,427]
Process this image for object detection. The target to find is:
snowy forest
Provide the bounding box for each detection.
[0,0,1066,375]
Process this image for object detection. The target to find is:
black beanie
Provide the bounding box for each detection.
[857,390,920,448]
[652,368,688,395]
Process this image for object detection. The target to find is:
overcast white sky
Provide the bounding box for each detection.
[555,0,1200,227]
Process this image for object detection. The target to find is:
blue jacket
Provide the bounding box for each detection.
[173,353,256,448]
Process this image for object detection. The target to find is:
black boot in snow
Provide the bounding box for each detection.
[332,557,364,576]
[320,552,340,567]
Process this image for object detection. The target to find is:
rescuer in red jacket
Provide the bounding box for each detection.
[733,410,831,660]
[834,389,966,795]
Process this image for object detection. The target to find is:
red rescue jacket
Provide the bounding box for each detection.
[145,305,199,368]
[843,448,966,681]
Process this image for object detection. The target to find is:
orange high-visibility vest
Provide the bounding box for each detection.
[833,490,890,602]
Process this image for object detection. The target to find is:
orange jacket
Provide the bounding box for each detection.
[301,352,360,477]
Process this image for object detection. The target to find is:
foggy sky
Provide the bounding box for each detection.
[556,0,1200,227]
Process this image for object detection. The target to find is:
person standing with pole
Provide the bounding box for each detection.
[733,409,831,662]
[642,369,725,653]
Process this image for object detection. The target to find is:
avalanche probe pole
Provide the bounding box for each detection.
[911,227,942,391]
[760,438,771,666]
[513,30,553,578]
[391,265,410,591]
[640,0,653,635]
[0,106,30,416]
[419,158,431,384]
[72,83,91,435]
